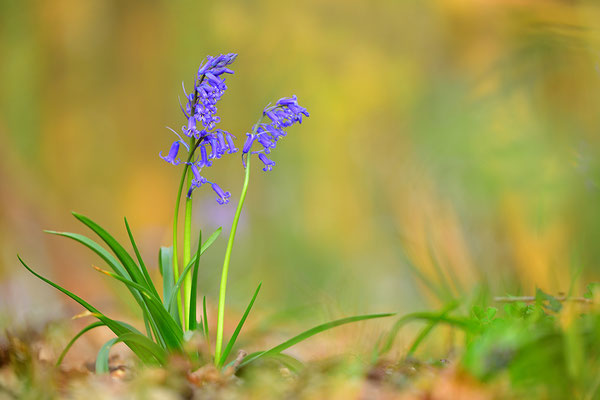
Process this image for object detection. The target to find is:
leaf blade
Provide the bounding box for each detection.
[240,313,394,368]
[219,282,261,367]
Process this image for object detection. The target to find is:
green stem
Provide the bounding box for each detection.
[172,76,203,329]
[215,154,252,364]
[172,165,188,326]
[172,138,200,329]
[183,170,193,331]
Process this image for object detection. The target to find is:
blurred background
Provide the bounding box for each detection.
[2,0,600,352]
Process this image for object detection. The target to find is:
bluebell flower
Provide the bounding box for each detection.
[211,183,231,205]
[160,141,182,165]
[242,95,309,172]
[258,153,275,171]
[161,53,239,204]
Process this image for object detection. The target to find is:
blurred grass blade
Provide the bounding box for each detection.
[56,321,104,366]
[189,231,202,331]
[240,313,394,368]
[379,311,473,356]
[124,217,158,297]
[264,353,304,374]
[396,247,448,303]
[425,235,456,301]
[224,351,304,373]
[219,282,262,367]
[407,302,458,356]
[96,332,167,373]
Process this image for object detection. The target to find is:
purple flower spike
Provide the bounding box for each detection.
[242,95,308,173]
[162,53,240,203]
[258,153,276,172]
[211,182,231,205]
[160,141,182,165]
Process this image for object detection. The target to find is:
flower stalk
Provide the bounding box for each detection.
[214,154,252,364]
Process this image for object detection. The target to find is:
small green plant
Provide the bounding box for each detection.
[374,286,600,399]
[18,53,392,373]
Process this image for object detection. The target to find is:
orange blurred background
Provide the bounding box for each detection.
[2,0,600,330]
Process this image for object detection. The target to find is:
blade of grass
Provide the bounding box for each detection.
[18,255,158,363]
[261,353,304,374]
[159,246,180,323]
[407,302,459,356]
[96,337,118,374]
[166,228,223,315]
[239,313,395,368]
[166,257,198,314]
[425,233,457,301]
[45,231,129,279]
[73,213,150,292]
[56,321,104,366]
[379,311,473,356]
[189,231,202,331]
[203,296,210,346]
[93,266,183,349]
[396,246,448,303]
[218,282,261,367]
[124,217,159,298]
[224,351,304,373]
[45,230,156,340]
[96,332,167,373]
[72,214,180,347]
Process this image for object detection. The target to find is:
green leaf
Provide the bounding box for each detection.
[71,214,180,348]
[72,213,149,292]
[203,296,210,342]
[239,313,394,368]
[18,255,158,364]
[584,282,600,300]
[219,282,261,367]
[96,337,118,374]
[159,246,180,323]
[124,217,159,298]
[56,321,104,366]
[535,288,562,313]
[45,230,130,280]
[189,231,202,331]
[407,302,459,356]
[96,332,167,374]
[186,227,222,269]
[166,228,223,314]
[266,353,304,374]
[45,230,156,339]
[225,351,304,374]
[92,266,182,350]
[379,311,473,356]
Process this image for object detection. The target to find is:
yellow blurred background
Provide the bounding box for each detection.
[2,0,600,330]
